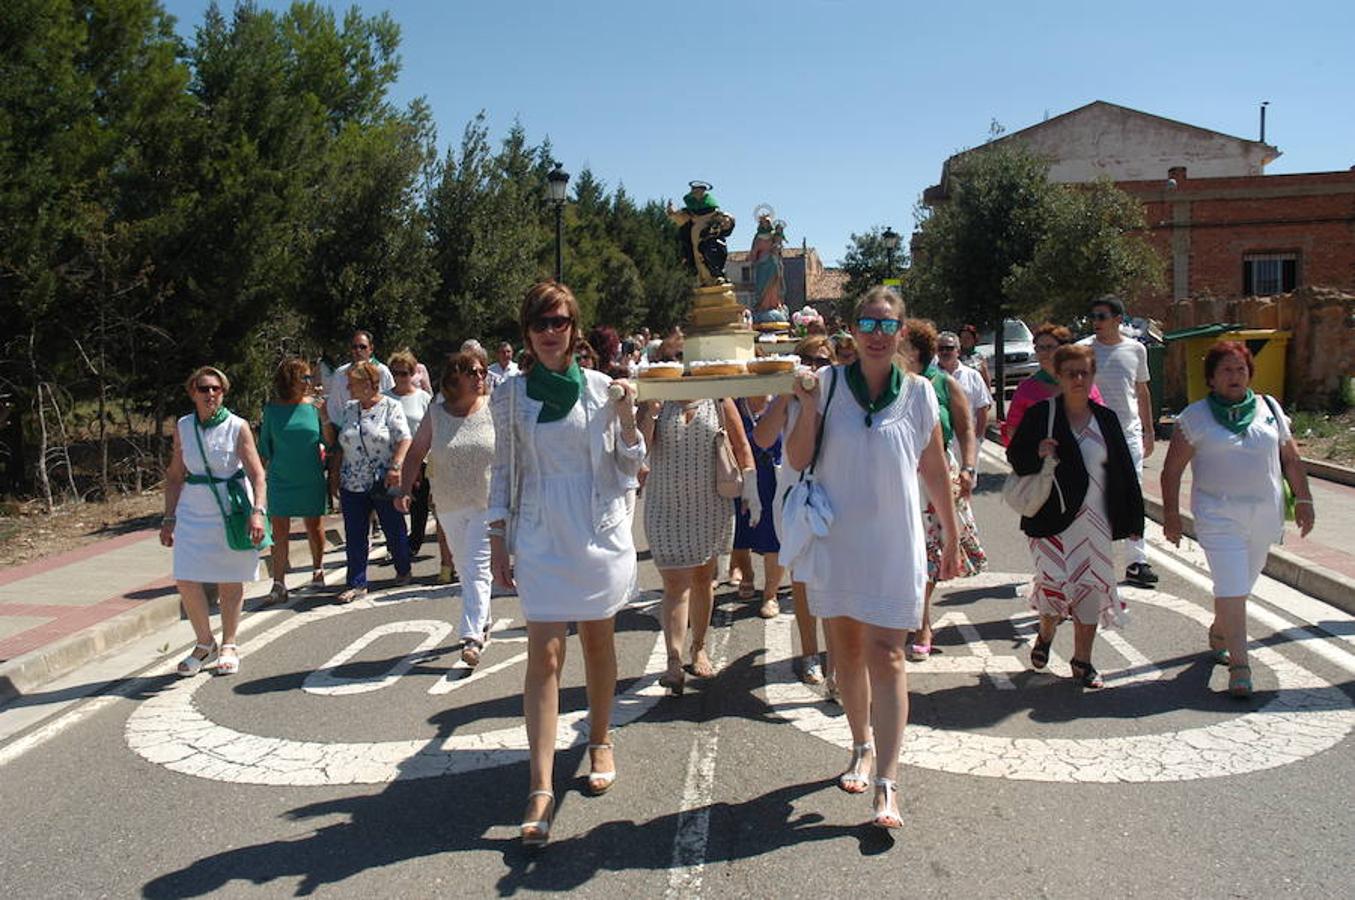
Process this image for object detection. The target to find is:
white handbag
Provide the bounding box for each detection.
[1003,398,1065,517]
[779,368,837,580]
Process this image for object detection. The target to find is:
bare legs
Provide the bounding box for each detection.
[910,581,937,655]
[1035,612,1102,687]
[826,617,910,817]
[177,580,245,658]
[659,558,718,679]
[267,516,325,582]
[522,617,617,824]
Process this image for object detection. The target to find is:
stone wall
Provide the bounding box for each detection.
[1165,286,1355,409]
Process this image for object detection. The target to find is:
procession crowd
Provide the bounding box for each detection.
[158,282,1316,844]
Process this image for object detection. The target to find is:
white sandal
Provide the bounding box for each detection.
[872,777,903,830]
[176,642,217,677]
[586,742,616,796]
[520,790,555,848]
[216,643,241,676]
[838,741,873,794]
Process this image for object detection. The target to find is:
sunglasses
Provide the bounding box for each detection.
[1061,368,1093,380]
[1034,343,1060,353]
[302,374,314,382]
[461,368,487,379]
[195,384,223,394]
[530,315,573,334]
[390,369,411,376]
[799,355,832,369]
[351,343,370,350]
[856,317,902,335]
[1089,311,1116,321]
[937,345,959,353]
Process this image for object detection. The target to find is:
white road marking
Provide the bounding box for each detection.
[1099,629,1163,686]
[935,612,1015,689]
[766,572,1355,783]
[123,589,669,785]
[666,602,734,900]
[302,620,453,696]
[427,651,528,695]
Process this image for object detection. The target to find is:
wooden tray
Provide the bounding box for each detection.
[636,371,796,401]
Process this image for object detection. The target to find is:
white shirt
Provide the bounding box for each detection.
[384,388,432,437]
[946,362,992,413]
[327,360,394,421]
[1080,336,1148,430]
[488,360,519,387]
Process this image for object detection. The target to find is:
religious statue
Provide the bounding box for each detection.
[666,181,736,286]
[748,210,789,325]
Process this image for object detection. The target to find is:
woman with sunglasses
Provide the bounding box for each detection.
[160,367,269,677]
[786,287,963,830]
[1001,323,1104,446]
[487,281,644,847]
[1006,344,1144,689]
[385,350,434,554]
[752,335,837,689]
[259,358,333,605]
[397,351,497,664]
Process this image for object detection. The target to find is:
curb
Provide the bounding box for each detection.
[1304,457,1355,487]
[0,593,184,706]
[1141,495,1355,617]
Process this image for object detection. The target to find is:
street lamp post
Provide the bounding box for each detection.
[881,226,900,283]
[547,162,570,282]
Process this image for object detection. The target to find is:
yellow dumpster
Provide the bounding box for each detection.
[1173,327,1290,403]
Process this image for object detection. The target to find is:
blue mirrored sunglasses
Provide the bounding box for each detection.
[856,317,902,335]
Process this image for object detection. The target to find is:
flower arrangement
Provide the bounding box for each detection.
[790,305,823,337]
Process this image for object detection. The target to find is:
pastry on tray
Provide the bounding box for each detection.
[687,359,747,377]
[746,355,798,374]
[637,361,685,379]
[754,321,791,332]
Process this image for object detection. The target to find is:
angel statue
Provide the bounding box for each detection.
[666,181,736,286]
[748,209,789,324]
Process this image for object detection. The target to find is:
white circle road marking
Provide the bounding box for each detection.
[764,572,1355,783]
[125,590,668,785]
[302,620,454,696]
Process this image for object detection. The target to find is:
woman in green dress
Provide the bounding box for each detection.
[260,358,333,604]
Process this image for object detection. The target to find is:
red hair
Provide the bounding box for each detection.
[1203,340,1255,382]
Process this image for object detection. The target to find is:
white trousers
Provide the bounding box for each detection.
[437,506,493,640]
[1119,423,1148,566]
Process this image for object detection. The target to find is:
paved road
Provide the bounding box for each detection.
[1,448,1353,898]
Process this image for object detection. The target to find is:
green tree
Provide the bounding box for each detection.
[840,226,907,319]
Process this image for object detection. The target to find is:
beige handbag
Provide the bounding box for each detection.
[713,399,744,499]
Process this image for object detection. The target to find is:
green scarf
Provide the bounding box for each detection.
[924,363,954,448]
[1034,369,1058,386]
[845,361,902,427]
[197,406,231,428]
[527,360,584,423]
[1206,389,1256,435]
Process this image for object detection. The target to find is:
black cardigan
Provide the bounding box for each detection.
[1005,397,1145,540]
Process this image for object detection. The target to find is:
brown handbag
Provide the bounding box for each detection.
[713,399,744,499]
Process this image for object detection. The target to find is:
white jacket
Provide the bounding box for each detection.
[486,368,645,536]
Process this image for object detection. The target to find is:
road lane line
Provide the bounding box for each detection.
[665,601,734,900]
[935,612,1015,689]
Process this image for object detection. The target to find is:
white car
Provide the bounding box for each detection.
[977,319,1038,401]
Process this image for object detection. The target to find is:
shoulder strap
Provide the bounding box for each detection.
[805,366,839,477]
[1046,397,1057,440]
[192,420,235,529]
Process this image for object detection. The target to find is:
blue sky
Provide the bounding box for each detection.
[162,1,1355,265]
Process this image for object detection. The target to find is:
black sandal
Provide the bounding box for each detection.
[1069,658,1103,689]
[1030,634,1053,670]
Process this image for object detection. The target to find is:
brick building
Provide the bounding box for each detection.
[924,101,1355,320]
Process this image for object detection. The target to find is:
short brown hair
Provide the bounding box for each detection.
[520,281,582,350]
[1204,340,1255,382]
[273,357,310,401]
[387,349,418,374]
[1033,322,1074,344]
[795,334,836,362]
[184,366,230,397]
[441,350,488,398]
[346,361,382,391]
[905,318,939,369]
[1052,343,1095,376]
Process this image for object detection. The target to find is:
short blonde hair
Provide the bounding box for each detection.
[184,366,230,397]
[387,349,418,373]
[346,361,382,390]
[853,285,905,320]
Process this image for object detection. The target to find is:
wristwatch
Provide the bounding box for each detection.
[251,505,267,516]
[960,465,977,476]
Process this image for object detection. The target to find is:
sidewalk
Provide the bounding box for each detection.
[0,519,345,704]
[1138,448,1355,611]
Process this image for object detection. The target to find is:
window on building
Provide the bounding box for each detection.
[1242,253,1298,296]
[741,266,751,283]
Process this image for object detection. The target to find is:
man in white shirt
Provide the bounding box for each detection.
[488,341,519,387]
[327,329,395,421]
[937,330,993,445]
[1080,295,1158,588]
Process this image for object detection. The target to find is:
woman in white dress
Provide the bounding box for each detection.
[398,351,496,665]
[784,287,962,830]
[1006,345,1145,689]
[159,367,269,677]
[488,281,644,848]
[1160,340,1315,698]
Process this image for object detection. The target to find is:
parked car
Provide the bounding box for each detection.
[977,319,1038,401]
